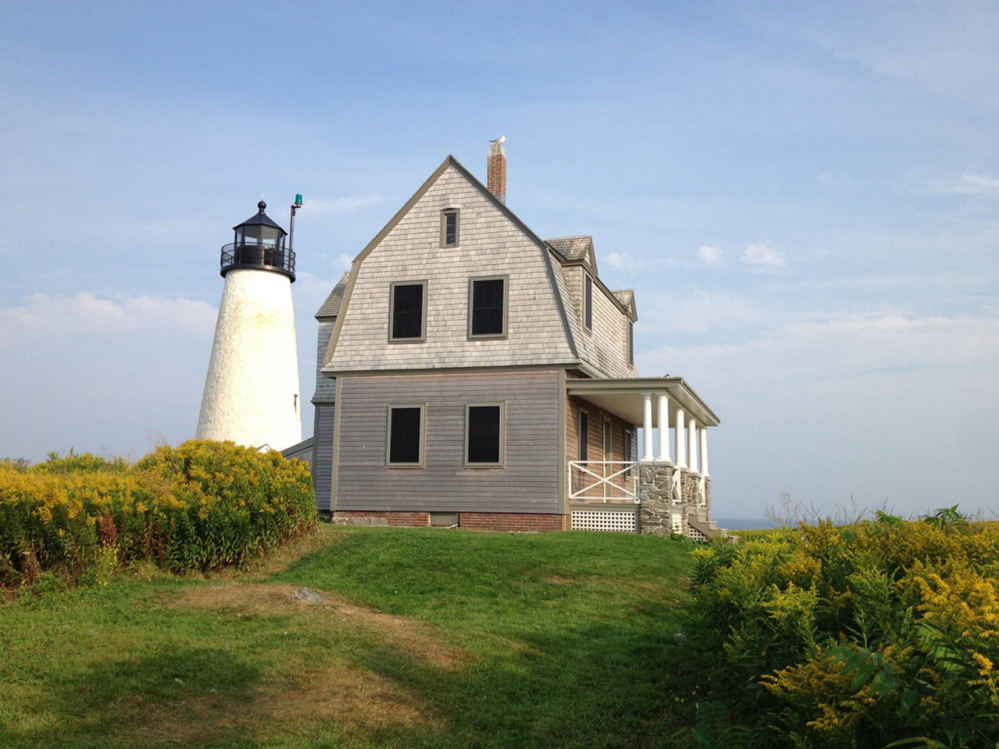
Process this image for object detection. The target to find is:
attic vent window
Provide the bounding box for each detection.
[441,209,459,247]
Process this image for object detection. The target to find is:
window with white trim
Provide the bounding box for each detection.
[389,281,426,342]
[465,403,504,466]
[387,405,424,466]
[469,276,507,338]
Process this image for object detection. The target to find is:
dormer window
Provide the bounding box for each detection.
[628,320,634,365]
[441,209,459,247]
[584,274,593,331]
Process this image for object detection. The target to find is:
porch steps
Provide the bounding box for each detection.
[686,512,720,541]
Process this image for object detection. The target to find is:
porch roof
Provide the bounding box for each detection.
[565,377,720,428]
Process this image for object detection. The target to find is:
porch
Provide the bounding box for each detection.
[564,377,720,538]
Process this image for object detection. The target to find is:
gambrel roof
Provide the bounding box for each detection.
[321,155,639,380]
[316,272,349,320]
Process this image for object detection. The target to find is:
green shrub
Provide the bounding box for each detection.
[686,513,999,748]
[0,441,317,590]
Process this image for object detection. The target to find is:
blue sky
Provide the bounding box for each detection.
[1,1,996,519]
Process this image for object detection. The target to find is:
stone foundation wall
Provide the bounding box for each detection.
[638,462,677,536]
[639,462,714,537]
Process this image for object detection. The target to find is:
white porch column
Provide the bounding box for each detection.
[699,427,709,477]
[675,408,686,468]
[642,392,653,461]
[656,393,670,461]
[688,419,698,473]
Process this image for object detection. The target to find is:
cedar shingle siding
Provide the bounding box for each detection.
[315,156,647,521]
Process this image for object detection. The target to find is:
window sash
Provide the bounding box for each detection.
[584,274,593,330]
[388,406,424,466]
[390,282,425,341]
[469,277,506,337]
[441,209,459,247]
[466,404,503,465]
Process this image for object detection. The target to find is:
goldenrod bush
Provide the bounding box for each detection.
[687,512,999,748]
[0,441,316,588]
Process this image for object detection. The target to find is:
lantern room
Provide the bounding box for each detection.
[220,201,296,281]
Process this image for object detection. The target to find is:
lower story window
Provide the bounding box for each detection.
[466,403,504,465]
[388,405,424,466]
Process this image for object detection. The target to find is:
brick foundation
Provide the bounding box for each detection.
[459,512,566,532]
[332,510,565,532]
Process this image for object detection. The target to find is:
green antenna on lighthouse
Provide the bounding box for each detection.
[289,194,302,254]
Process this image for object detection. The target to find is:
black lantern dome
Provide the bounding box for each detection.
[220,201,296,281]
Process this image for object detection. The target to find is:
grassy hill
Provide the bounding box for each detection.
[0,526,701,748]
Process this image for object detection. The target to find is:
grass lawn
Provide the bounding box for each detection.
[0,526,702,748]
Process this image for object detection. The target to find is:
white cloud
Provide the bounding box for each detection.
[606,251,626,269]
[0,293,218,462]
[300,194,383,216]
[741,242,787,268]
[697,245,723,266]
[0,292,215,339]
[925,174,999,198]
[641,290,765,336]
[638,310,999,518]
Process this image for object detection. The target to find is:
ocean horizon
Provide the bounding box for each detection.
[714,517,780,531]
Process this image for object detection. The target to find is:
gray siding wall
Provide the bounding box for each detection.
[312,404,335,512]
[313,318,337,511]
[326,166,577,373]
[334,369,561,514]
[313,319,337,403]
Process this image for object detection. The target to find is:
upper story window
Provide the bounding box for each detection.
[469,276,507,338]
[465,403,504,466]
[387,405,424,467]
[584,274,593,331]
[389,281,427,342]
[441,209,459,247]
[627,320,634,365]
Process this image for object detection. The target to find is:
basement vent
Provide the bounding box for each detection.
[430,512,459,527]
[571,510,638,533]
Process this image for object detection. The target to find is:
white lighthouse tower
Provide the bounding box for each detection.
[196,201,302,450]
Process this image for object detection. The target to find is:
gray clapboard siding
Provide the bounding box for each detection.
[312,404,335,512]
[333,370,561,514]
[312,319,337,403]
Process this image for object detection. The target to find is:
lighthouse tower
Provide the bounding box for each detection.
[196,201,302,450]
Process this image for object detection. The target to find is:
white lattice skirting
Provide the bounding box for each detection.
[686,523,709,541]
[571,510,638,533]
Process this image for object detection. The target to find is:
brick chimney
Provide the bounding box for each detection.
[488,136,506,204]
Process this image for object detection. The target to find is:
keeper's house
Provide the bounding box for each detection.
[306,143,721,537]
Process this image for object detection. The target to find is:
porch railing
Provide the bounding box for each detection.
[568,461,639,503]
